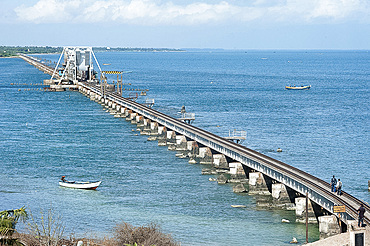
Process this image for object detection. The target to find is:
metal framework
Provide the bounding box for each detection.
[50,47,101,85]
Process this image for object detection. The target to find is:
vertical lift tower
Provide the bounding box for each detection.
[47,47,101,91]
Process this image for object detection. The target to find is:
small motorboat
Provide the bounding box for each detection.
[285,85,311,90]
[59,178,101,190]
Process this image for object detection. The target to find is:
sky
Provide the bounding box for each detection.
[0,0,369,49]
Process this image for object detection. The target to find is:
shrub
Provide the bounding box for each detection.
[107,222,179,246]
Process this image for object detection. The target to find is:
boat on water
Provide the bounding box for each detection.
[285,85,311,90]
[59,176,101,190]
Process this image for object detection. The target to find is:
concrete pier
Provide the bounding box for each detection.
[318,215,341,239]
[271,183,295,209]
[212,154,229,169]
[229,162,246,180]
[157,126,167,146]
[198,147,212,164]
[248,172,271,195]
[166,131,176,150]
[186,141,199,157]
[295,197,317,223]
[175,135,187,151]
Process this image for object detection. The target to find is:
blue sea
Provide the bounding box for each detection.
[0,50,369,245]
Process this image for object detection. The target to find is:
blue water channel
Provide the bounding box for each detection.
[0,50,369,245]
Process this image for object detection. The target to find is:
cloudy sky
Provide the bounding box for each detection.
[1,0,369,49]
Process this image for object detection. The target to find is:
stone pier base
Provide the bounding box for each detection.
[198,147,212,164]
[271,183,294,209]
[318,215,340,239]
[212,154,228,169]
[295,197,317,223]
[248,172,271,195]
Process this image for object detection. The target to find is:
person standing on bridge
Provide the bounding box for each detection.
[331,175,337,192]
[357,204,366,227]
[336,179,342,195]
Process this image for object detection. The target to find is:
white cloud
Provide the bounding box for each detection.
[14,0,370,25]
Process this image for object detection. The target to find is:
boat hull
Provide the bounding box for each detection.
[59,181,101,190]
[285,85,311,90]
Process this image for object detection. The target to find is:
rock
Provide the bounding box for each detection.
[290,237,298,244]
[231,205,246,208]
[217,174,228,184]
[201,168,217,175]
[233,184,247,193]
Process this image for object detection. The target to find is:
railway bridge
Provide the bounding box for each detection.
[19,51,369,240]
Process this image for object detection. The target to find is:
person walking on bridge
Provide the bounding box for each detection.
[357,204,366,227]
[336,179,342,195]
[331,175,337,192]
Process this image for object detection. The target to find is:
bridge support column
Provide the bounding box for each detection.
[229,162,247,181]
[166,131,177,150]
[157,126,167,146]
[248,172,271,195]
[186,141,199,157]
[175,135,187,151]
[295,197,317,223]
[150,122,159,135]
[140,118,151,135]
[212,154,229,169]
[147,122,159,141]
[271,183,295,209]
[198,147,212,164]
[120,107,127,117]
[318,215,340,239]
[136,116,144,128]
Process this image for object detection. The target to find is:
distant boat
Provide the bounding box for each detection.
[59,180,102,190]
[285,85,311,90]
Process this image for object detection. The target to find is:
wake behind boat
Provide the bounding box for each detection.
[285,85,311,90]
[59,176,101,190]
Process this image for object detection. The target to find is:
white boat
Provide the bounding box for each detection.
[285,85,311,90]
[59,180,101,190]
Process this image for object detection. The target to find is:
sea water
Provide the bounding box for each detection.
[0,50,369,246]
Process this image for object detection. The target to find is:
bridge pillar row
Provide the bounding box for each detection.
[295,197,317,223]
[318,215,341,239]
[248,172,271,195]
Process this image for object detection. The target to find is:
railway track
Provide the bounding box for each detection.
[87,84,369,225]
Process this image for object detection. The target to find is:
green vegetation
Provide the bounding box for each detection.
[0,207,28,245]
[1,206,179,246]
[0,46,63,57]
[0,46,185,57]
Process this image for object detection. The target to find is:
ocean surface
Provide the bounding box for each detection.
[0,50,369,245]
